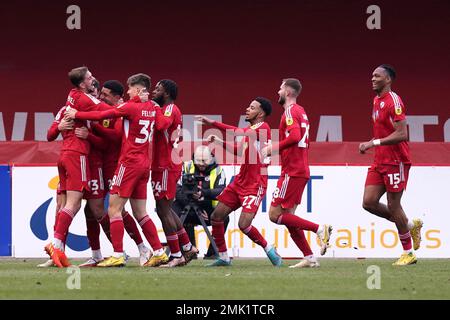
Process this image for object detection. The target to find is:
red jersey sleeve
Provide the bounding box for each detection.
[46,106,66,141]
[273,108,302,151]
[285,107,301,132]
[155,104,174,130]
[389,95,406,122]
[91,120,122,144]
[75,100,136,121]
[47,122,60,141]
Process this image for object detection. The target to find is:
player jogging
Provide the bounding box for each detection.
[359,64,423,266]
[261,78,332,268]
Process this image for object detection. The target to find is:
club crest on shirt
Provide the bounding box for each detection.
[380,102,385,108]
[286,117,293,126]
[395,105,402,115]
[164,110,172,116]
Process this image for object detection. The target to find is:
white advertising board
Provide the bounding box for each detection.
[11,165,450,258]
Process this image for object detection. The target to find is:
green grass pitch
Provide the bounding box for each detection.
[0,258,449,299]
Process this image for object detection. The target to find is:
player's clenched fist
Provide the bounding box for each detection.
[359,140,374,154]
[205,134,223,144]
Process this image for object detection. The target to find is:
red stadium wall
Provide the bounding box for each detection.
[0,0,449,142]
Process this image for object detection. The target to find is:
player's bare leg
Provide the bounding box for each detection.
[130,199,168,267]
[207,202,234,266]
[46,190,83,267]
[362,185,395,222]
[238,212,282,266]
[97,194,128,267]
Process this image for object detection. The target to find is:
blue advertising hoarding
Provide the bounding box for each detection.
[0,165,11,256]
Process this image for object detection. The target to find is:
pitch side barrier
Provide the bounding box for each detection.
[1,142,449,257]
[3,163,450,258]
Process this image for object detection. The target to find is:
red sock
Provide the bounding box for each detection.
[166,233,181,255]
[176,228,191,248]
[54,208,75,241]
[86,217,101,251]
[54,212,67,248]
[122,211,143,245]
[288,226,313,256]
[399,231,412,251]
[211,219,227,253]
[110,217,124,253]
[276,213,319,233]
[240,225,267,248]
[97,214,111,242]
[138,215,163,251]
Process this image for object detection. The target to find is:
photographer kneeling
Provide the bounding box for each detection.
[172,145,228,259]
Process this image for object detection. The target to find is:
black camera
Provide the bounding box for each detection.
[181,173,205,197]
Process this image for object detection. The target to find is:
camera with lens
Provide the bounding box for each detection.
[181,173,205,199]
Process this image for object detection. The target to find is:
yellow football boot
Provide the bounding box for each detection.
[392,252,417,266]
[144,252,169,267]
[410,219,423,251]
[317,224,333,256]
[97,256,126,267]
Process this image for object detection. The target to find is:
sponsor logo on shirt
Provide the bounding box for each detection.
[395,105,402,115]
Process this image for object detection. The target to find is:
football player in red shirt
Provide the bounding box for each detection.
[359,64,423,266]
[65,73,167,267]
[45,66,108,268]
[196,97,282,267]
[79,80,152,267]
[262,78,332,268]
[38,114,74,268]
[150,80,198,267]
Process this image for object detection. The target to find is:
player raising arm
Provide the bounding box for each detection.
[196,97,282,267]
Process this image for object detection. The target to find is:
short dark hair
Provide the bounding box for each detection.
[158,79,178,100]
[255,97,272,116]
[103,80,124,97]
[127,73,151,90]
[283,78,302,96]
[379,64,396,80]
[68,66,89,87]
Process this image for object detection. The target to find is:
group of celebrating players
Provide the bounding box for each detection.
[40,63,423,269]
